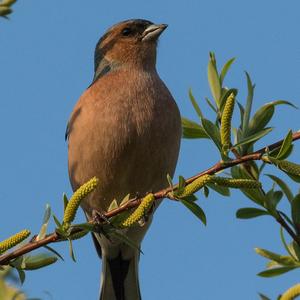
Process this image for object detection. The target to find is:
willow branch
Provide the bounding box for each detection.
[0,131,300,265]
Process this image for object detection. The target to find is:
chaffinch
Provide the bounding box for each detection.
[66,19,181,300]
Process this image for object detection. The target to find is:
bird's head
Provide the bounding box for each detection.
[93,19,167,80]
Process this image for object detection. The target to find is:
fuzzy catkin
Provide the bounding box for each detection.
[213,176,262,189]
[63,177,99,225]
[175,174,213,198]
[121,194,155,228]
[0,229,31,254]
[220,93,235,151]
[280,284,300,300]
[277,160,300,176]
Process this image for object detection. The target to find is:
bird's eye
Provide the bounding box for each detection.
[122,27,133,36]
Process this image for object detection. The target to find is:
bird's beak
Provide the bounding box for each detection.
[141,24,168,42]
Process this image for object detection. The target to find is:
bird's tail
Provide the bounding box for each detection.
[100,251,141,300]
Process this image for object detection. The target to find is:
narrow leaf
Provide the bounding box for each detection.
[276,130,293,160]
[233,127,273,149]
[236,207,270,219]
[280,226,296,260]
[268,100,298,109]
[63,193,69,212]
[180,199,207,225]
[291,194,300,225]
[16,269,25,285]
[37,204,51,241]
[112,230,143,254]
[242,72,255,134]
[266,174,293,202]
[201,118,222,151]
[68,239,76,262]
[220,57,235,84]
[248,104,274,135]
[182,117,209,139]
[188,88,204,119]
[257,266,297,277]
[207,182,230,196]
[43,245,64,261]
[258,293,271,300]
[205,97,217,113]
[207,52,221,107]
[255,248,296,266]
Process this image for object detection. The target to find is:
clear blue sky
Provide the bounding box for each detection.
[1,0,300,299]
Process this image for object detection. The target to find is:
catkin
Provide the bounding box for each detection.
[175,174,213,198]
[220,93,235,152]
[0,229,31,254]
[63,177,99,225]
[280,284,300,300]
[277,160,300,176]
[213,176,262,189]
[121,193,155,228]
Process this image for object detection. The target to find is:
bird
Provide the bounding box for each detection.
[66,19,181,300]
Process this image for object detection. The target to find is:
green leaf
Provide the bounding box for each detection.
[207,182,230,196]
[258,293,271,300]
[43,245,64,261]
[120,193,130,206]
[188,88,204,119]
[291,241,300,261]
[111,230,143,254]
[181,117,209,139]
[233,127,273,149]
[291,194,300,225]
[237,102,245,131]
[265,174,293,202]
[180,199,207,225]
[279,226,296,260]
[236,207,270,219]
[248,100,297,135]
[265,190,282,214]
[257,266,297,277]
[52,214,62,229]
[255,248,296,266]
[63,193,69,212]
[207,52,221,107]
[108,199,119,212]
[242,72,255,134]
[279,211,295,228]
[23,254,58,270]
[277,130,293,160]
[220,57,235,84]
[68,239,76,262]
[219,88,238,112]
[231,166,266,205]
[0,0,17,6]
[37,204,51,241]
[166,174,173,190]
[203,186,209,198]
[268,99,298,109]
[181,195,198,202]
[178,175,186,194]
[15,268,25,284]
[248,104,274,135]
[205,97,217,113]
[201,118,222,151]
[287,173,300,183]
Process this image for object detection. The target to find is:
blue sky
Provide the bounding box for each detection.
[1,0,300,299]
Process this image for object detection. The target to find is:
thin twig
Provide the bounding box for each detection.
[0,131,300,265]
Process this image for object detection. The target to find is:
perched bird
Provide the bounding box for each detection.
[66,19,181,300]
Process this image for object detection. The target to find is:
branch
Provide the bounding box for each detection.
[0,131,300,265]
